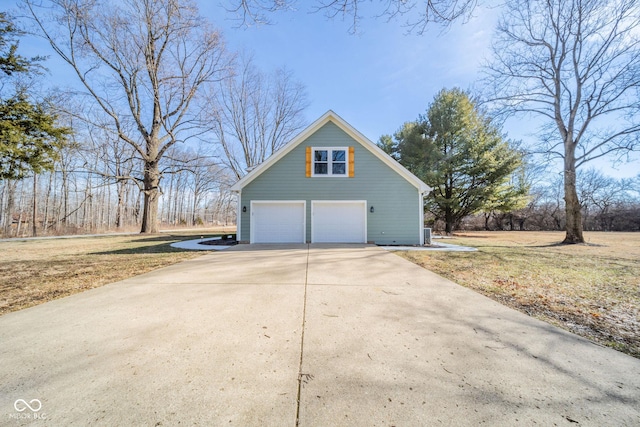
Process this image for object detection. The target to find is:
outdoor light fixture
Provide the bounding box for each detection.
[370,206,374,213]
[242,206,247,212]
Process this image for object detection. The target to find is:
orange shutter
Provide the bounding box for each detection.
[306,147,312,177]
[348,147,355,177]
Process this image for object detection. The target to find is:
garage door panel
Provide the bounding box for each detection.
[312,201,366,243]
[252,202,305,243]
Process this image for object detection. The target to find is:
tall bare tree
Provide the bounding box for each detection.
[25,0,230,233]
[187,146,226,226]
[210,55,307,179]
[225,0,477,33]
[484,0,640,243]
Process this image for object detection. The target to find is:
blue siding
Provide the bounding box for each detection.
[239,122,421,244]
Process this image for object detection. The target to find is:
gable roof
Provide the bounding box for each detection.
[229,110,431,194]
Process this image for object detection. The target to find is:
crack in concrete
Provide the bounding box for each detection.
[295,244,310,426]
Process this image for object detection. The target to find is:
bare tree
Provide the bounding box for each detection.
[224,0,478,33]
[210,55,308,179]
[577,168,613,230]
[25,0,231,233]
[82,124,138,229]
[187,146,226,226]
[484,0,640,243]
[1,180,17,236]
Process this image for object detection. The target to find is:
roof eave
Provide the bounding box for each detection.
[229,110,431,194]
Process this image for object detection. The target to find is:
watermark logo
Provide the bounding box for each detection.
[14,399,42,412]
[9,399,46,420]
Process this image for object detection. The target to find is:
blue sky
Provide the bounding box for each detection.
[204,3,639,179]
[203,1,498,141]
[11,0,638,178]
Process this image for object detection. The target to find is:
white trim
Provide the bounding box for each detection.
[418,192,425,246]
[311,200,367,243]
[311,146,349,177]
[229,110,431,194]
[249,200,306,244]
[236,191,242,241]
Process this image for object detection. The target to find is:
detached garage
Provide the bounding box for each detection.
[231,111,431,245]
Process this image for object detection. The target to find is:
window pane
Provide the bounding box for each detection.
[315,163,328,174]
[332,163,346,175]
[314,150,327,161]
[332,150,346,162]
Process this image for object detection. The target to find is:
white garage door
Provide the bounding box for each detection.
[251,201,306,243]
[312,201,367,243]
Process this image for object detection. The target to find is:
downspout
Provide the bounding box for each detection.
[419,190,426,246]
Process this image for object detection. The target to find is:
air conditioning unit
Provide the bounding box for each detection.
[423,228,432,245]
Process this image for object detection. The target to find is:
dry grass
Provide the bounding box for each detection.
[4,229,638,358]
[0,228,235,316]
[398,231,640,358]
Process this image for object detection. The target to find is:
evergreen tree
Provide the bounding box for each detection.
[0,92,68,179]
[386,88,525,233]
[0,12,68,180]
[0,12,32,76]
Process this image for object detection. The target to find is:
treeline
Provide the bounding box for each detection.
[381,88,640,236]
[455,171,640,232]
[0,143,237,237]
[0,2,307,238]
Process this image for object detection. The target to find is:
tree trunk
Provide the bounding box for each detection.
[3,180,16,236]
[192,190,199,226]
[563,156,584,244]
[140,160,160,233]
[43,172,53,232]
[61,167,68,227]
[32,174,38,237]
[444,172,454,234]
[116,180,125,228]
[105,177,111,230]
[0,181,5,231]
[135,191,142,226]
[16,181,25,237]
[444,207,453,234]
[166,168,174,224]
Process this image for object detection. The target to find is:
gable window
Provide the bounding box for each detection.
[312,147,348,177]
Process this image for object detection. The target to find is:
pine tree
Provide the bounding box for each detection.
[388,88,525,233]
[0,12,68,180]
[0,92,68,179]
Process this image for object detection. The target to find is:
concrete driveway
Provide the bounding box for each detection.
[1,245,638,426]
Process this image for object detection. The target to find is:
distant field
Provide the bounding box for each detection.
[0,229,234,316]
[398,231,640,358]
